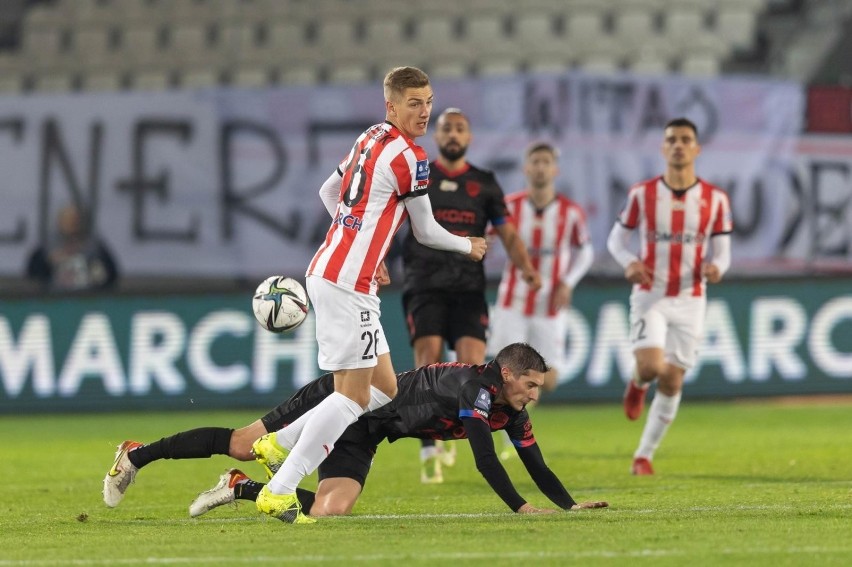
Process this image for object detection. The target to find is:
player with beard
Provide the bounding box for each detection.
[400,108,540,483]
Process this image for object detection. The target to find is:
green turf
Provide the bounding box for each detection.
[1,400,850,566]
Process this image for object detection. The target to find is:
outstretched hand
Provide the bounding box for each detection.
[570,501,609,510]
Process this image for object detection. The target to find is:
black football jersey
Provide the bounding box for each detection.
[401,161,509,294]
[265,362,535,448]
[365,361,535,446]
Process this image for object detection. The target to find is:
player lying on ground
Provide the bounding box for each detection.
[104,342,607,519]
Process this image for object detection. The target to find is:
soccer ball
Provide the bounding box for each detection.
[252,276,309,333]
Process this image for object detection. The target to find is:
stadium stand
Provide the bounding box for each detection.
[0,1,847,93]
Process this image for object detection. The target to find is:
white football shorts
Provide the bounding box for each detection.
[629,292,706,369]
[306,275,389,371]
[487,306,566,372]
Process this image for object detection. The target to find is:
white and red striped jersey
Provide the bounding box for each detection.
[496,192,590,316]
[308,122,430,295]
[618,176,733,298]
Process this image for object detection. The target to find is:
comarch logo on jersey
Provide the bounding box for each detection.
[646,231,706,245]
[333,211,362,231]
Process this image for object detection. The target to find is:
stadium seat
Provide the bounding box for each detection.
[170,24,212,66]
[665,0,708,46]
[83,71,123,93]
[565,10,606,46]
[616,0,658,38]
[101,0,159,24]
[73,28,114,67]
[22,27,65,66]
[35,73,74,93]
[279,64,321,86]
[476,58,521,77]
[527,55,572,75]
[582,51,621,74]
[415,16,462,58]
[314,19,358,52]
[327,63,371,85]
[628,41,672,75]
[430,60,471,79]
[362,18,404,51]
[465,14,508,51]
[0,53,23,92]
[716,6,759,51]
[121,26,160,67]
[268,21,312,63]
[133,69,171,91]
[182,68,220,89]
[233,67,270,88]
[0,51,21,71]
[680,53,721,76]
[71,0,118,26]
[24,3,67,28]
[514,13,556,48]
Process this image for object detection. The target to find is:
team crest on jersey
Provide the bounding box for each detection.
[465,181,481,198]
[489,411,509,429]
[360,311,370,323]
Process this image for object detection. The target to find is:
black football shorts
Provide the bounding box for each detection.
[402,290,489,347]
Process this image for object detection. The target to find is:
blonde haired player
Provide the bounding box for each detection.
[253,67,487,523]
[101,67,488,523]
[607,117,732,475]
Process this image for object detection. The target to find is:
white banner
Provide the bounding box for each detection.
[0,73,824,280]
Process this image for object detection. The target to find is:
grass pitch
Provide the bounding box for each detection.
[1,399,850,566]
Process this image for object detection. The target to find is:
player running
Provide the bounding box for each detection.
[607,117,733,475]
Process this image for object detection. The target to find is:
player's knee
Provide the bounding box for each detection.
[229,428,258,461]
[658,367,686,394]
[311,499,355,517]
[636,359,663,380]
[381,383,398,400]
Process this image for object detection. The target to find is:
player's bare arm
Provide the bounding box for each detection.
[495,223,541,289]
[625,260,652,285]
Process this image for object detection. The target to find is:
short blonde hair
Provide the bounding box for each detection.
[383,66,430,102]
